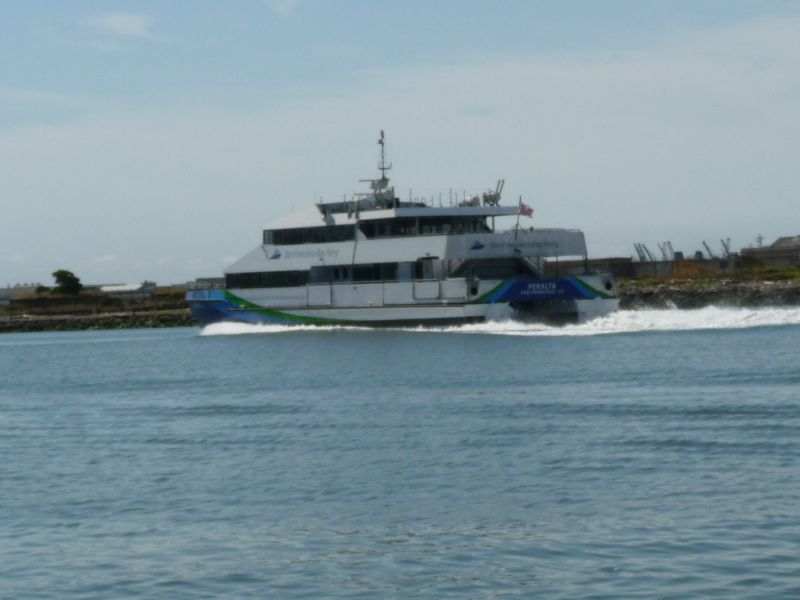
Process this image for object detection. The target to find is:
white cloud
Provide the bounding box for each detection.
[263,0,299,17]
[2,15,799,283]
[86,13,155,39]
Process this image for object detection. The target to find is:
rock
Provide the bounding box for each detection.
[619,279,800,309]
[0,309,196,334]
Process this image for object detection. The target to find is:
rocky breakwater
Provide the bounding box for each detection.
[619,279,800,310]
[0,309,196,334]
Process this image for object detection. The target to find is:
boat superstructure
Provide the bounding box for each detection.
[187,132,619,327]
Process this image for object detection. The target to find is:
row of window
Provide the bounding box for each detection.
[262,217,492,246]
[360,217,490,238]
[226,257,534,290]
[263,225,355,245]
[350,263,398,282]
[227,263,402,288]
[226,271,309,289]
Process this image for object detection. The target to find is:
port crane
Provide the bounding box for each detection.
[657,242,676,261]
[702,241,717,260]
[634,243,657,262]
[482,180,504,206]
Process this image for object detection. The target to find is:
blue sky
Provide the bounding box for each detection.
[2,1,799,285]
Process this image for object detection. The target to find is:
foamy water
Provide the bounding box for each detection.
[200,305,800,337]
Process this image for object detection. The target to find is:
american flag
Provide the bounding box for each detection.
[518,202,533,218]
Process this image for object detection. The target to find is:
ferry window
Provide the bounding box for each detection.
[272,229,304,245]
[390,218,417,237]
[360,220,396,238]
[332,226,355,242]
[380,263,398,280]
[363,218,467,238]
[309,228,325,243]
[453,218,488,233]
[415,258,436,280]
[226,270,309,288]
[419,217,458,235]
[351,263,398,282]
[360,222,376,238]
[269,225,355,245]
[353,266,378,282]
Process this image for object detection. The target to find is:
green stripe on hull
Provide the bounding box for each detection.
[224,291,348,325]
[470,280,508,304]
[572,276,614,299]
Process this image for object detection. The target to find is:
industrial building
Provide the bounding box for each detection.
[98,281,157,301]
[741,236,800,268]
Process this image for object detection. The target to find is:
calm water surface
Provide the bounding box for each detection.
[2,307,800,598]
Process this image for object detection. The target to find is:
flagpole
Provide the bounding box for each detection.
[515,196,522,241]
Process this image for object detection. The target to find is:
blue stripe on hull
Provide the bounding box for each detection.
[489,276,610,302]
[186,290,291,327]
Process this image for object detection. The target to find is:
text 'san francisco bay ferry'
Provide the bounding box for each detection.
[187,132,619,327]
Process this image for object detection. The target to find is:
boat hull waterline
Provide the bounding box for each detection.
[187,275,619,328]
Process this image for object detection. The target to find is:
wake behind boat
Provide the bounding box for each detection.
[187,132,619,327]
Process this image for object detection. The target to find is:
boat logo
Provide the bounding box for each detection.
[470,240,485,250]
[270,249,282,259]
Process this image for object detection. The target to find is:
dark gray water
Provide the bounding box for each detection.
[2,307,800,598]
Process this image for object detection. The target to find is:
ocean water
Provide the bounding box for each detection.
[2,306,800,598]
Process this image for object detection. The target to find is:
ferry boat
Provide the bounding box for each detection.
[187,132,618,327]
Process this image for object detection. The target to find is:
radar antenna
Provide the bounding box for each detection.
[378,130,392,180]
[357,131,396,208]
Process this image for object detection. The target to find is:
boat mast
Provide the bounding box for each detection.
[378,129,392,184]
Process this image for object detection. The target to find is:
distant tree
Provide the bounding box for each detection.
[35,285,50,295]
[52,270,83,295]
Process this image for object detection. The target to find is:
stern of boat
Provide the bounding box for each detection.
[487,273,619,324]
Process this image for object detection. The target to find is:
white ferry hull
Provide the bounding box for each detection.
[187,275,619,328]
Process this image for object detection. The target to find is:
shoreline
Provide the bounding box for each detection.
[2,279,800,333]
[0,309,196,334]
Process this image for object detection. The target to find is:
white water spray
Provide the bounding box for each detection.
[200,306,800,337]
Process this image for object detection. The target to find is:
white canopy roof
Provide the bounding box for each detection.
[263,204,519,231]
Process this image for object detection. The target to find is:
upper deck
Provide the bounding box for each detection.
[265,130,519,233]
[360,204,519,220]
[265,203,520,231]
